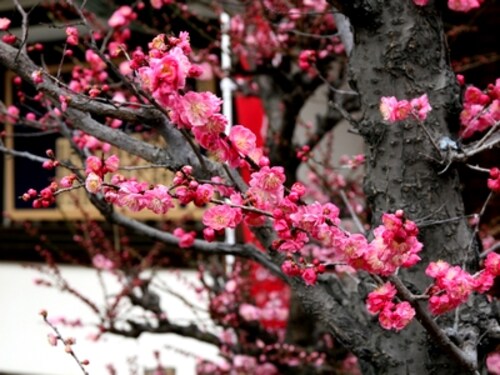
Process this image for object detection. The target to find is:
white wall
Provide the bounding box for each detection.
[297,83,364,166]
[0,263,220,375]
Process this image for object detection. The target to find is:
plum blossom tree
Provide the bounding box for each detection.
[0,0,499,374]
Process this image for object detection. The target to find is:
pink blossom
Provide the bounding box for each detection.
[0,17,11,31]
[250,166,286,193]
[85,156,102,174]
[281,260,301,277]
[202,204,242,231]
[303,0,327,12]
[104,154,120,173]
[487,168,500,193]
[6,105,19,122]
[173,228,196,248]
[484,251,500,276]
[256,363,278,375]
[85,50,106,71]
[473,271,495,293]
[175,186,194,205]
[426,261,475,315]
[144,185,174,214]
[233,355,257,371]
[487,352,500,375]
[150,0,163,9]
[115,181,149,212]
[366,282,397,314]
[85,172,102,193]
[298,50,316,70]
[413,0,429,5]
[378,302,415,331]
[342,234,369,268]
[380,96,411,122]
[42,160,55,170]
[380,95,432,122]
[2,34,16,44]
[59,95,69,112]
[465,86,490,105]
[448,0,483,12]
[47,333,58,346]
[148,47,190,93]
[108,6,136,28]
[203,227,215,242]
[171,92,222,128]
[65,27,79,46]
[289,202,341,243]
[301,268,318,285]
[194,184,214,206]
[228,125,257,156]
[364,213,422,275]
[92,254,115,270]
[410,94,432,121]
[31,70,44,84]
[248,167,286,209]
[239,303,260,321]
[119,61,132,76]
[60,175,76,188]
[192,114,227,150]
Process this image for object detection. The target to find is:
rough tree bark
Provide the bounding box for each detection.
[315,1,497,373]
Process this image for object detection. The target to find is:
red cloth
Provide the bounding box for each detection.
[235,94,289,330]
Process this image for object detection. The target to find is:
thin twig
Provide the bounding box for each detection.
[41,312,90,375]
[466,164,491,173]
[388,275,478,372]
[474,122,499,149]
[480,242,500,259]
[13,0,29,57]
[415,120,442,157]
[467,192,494,254]
[339,189,366,235]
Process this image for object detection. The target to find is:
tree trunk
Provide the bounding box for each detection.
[338,1,480,373]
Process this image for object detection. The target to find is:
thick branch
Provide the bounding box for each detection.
[86,193,285,279]
[0,41,162,125]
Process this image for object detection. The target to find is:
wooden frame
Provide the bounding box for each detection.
[3,68,213,221]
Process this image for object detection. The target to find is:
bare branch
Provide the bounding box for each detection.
[388,275,478,373]
[0,141,49,164]
[85,193,286,280]
[452,126,500,162]
[108,320,221,347]
[0,41,161,124]
[12,0,29,55]
[41,312,90,375]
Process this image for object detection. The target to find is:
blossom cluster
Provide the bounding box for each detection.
[413,0,483,12]
[134,34,266,168]
[488,168,500,193]
[20,23,498,341]
[379,94,432,123]
[447,0,484,12]
[425,253,500,315]
[460,79,500,139]
[342,211,423,276]
[228,1,340,68]
[366,282,415,331]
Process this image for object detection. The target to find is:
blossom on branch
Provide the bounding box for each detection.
[366,282,415,331]
[380,94,432,123]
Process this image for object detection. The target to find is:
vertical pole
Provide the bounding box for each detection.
[220,12,236,269]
